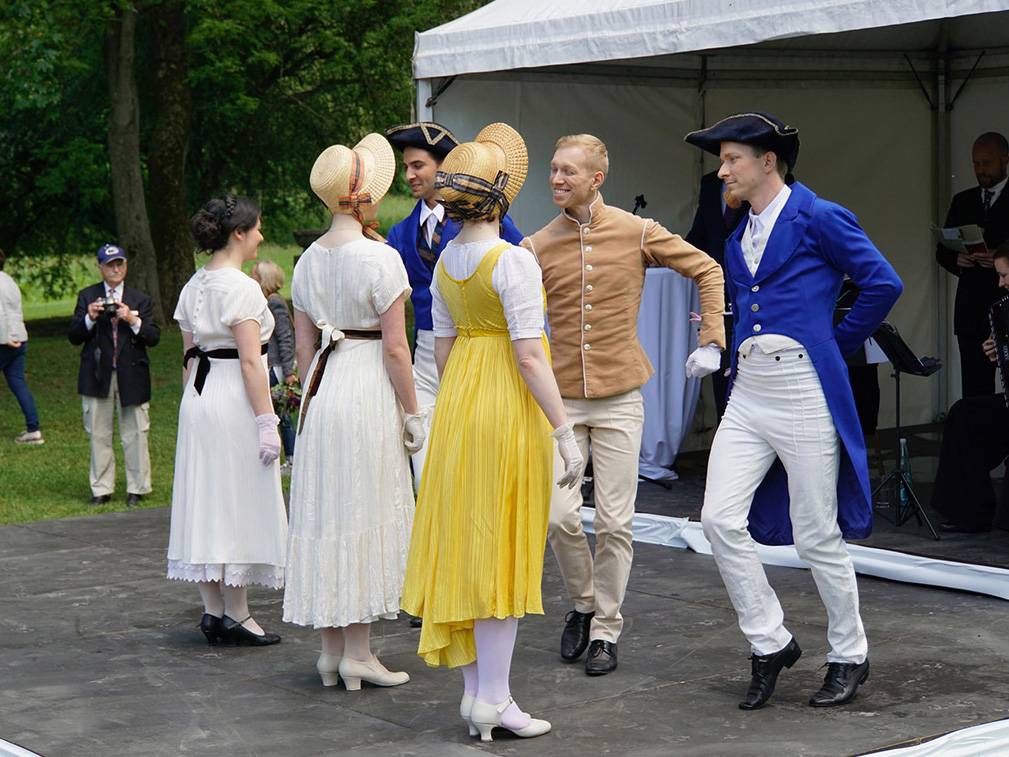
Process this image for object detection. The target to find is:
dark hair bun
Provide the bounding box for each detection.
[190,207,226,251]
[189,195,260,253]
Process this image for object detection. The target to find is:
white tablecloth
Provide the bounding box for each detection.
[637,268,701,481]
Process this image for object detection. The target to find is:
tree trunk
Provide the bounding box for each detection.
[148,0,193,324]
[104,3,164,324]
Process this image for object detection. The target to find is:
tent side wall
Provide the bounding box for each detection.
[420,57,1009,435]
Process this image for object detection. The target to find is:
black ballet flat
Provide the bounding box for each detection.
[199,613,223,645]
[220,615,281,646]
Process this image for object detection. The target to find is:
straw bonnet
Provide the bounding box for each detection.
[435,122,528,221]
[310,133,396,216]
[684,112,800,171]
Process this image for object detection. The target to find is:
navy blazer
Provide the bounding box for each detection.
[386,200,523,332]
[68,282,161,407]
[725,182,903,545]
[685,170,749,269]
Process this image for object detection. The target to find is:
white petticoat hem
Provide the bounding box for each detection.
[166,560,285,589]
[282,609,400,630]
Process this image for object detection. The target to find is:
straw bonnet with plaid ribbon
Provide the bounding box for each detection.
[434,122,528,222]
[310,133,396,221]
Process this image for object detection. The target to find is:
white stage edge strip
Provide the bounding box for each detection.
[580,508,1009,601]
[0,740,41,757]
[862,718,1009,756]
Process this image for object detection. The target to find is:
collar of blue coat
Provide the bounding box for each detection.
[726,181,815,287]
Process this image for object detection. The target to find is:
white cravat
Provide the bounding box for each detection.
[741,184,791,276]
[419,202,445,248]
[738,184,801,356]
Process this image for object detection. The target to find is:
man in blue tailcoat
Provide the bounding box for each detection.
[685,113,902,711]
[385,122,523,486]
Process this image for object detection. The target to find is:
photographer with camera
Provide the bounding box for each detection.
[68,244,160,507]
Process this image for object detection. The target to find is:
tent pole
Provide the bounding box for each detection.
[934,24,951,418]
[696,56,708,192]
[416,78,434,121]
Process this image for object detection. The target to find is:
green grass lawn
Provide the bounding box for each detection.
[1,192,418,524]
[0,319,185,523]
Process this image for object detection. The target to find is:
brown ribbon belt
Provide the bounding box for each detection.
[297,329,382,434]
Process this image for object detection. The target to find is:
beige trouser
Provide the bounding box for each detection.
[549,388,644,643]
[82,373,152,497]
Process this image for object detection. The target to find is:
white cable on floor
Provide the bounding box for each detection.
[580,508,1009,600]
[860,718,1009,755]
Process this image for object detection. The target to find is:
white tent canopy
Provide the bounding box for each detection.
[414,0,1009,431]
[414,0,1009,78]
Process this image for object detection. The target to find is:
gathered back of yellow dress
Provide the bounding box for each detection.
[401,241,553,668]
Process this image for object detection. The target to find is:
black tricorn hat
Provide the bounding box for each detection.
[684,112,800,171]
[384,121,459,161]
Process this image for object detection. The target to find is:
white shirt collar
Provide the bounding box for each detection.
[983,176,1008,205]
[748,183,792,228]
[742,184,792,275]
[419,201,445,227]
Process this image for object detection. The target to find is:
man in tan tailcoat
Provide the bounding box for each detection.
[522,134,725,675]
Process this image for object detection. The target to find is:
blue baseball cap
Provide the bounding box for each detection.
[97,244,128,265]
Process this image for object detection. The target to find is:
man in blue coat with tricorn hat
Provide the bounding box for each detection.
[385,121,524,487]
[685,113,902,710]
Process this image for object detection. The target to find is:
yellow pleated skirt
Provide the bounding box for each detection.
[400,327,553,667]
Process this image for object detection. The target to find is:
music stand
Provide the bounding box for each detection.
[869,322,941,540]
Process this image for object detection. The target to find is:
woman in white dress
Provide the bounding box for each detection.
[283,134,424,690]
[167,195,288,646]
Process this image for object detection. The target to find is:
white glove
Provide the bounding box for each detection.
[552,423,584,489]
[685,344,723,379]
[255,413,281,466]
[403,411,427,454]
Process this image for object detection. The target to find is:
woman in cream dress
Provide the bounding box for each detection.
[283,135,425,690]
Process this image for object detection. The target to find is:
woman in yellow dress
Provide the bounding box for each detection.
[401,123,582,742]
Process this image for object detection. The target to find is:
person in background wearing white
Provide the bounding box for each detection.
[0,247,43,445]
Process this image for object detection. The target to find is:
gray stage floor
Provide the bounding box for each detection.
[3,505,1009,757]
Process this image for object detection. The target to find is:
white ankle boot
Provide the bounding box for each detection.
[337,655,410,691]
[470,696,551,742]
[316,653,341,687]
[460,693,478,737]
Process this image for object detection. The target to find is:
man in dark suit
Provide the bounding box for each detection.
[934,243,1009,532]
[68,244,160,506]
[936,131,1009,398]
[686,170,749,417]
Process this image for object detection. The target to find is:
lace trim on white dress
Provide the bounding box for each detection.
[166,560,285,589]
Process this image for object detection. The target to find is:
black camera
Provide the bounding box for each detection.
[101,296,119,318]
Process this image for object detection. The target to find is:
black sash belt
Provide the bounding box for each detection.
[298,329,382,434]
[184,343,268,395]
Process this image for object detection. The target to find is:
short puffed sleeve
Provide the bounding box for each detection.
[221,276,268,327]
[173,282,193,332]
[370,244,412,315]
[291,249,310,313]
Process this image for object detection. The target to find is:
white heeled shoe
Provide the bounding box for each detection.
[337,655,410,691]
[470,696,551,742]
[460,693,478,737]
[317,653,341,687]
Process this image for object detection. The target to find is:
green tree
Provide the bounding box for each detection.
[0,0,483,321]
